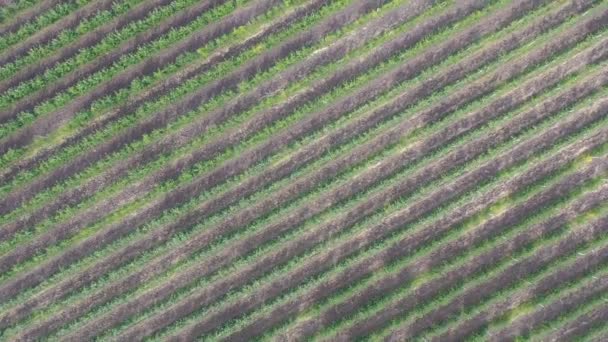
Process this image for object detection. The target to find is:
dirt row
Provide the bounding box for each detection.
[0,0,490,334]
[432,231,608,341]
[0,0,402,306]
[384,184,608,341]
[0,0,477,271]
[282,154,608,341]
[0,0,280,144]
[124,55,606,341]
[0,0,234,124]
[0,0,336,186]
[591,326,608,342]
[433,180,608,342]
[226,138,608,341]
[379,208,608,342]
[288,161,608,341]
[0,0,398,238]
[218,161,608,341]
[543,299,608,342]
[334,182,608,342]
[358,188,608,342]
[0,0,335,235]
[3,4,594,336]
[0,0,485,270]
[489,254,608,341]
[174,100,608,341]
[0,0,397,276]
[0,0,387,216]
[0,0,526,304]
[0,0,175,92]
[66,42,608,340]
[0,0,117,67]
[0,0,63,37]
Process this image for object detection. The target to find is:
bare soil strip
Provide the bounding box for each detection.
[128,68,608,342]
[0,0,388,215]
[233,155,608,342]
[0,1,605,340]
[0,1,581,332]
[0,0,176,91]
[0,0,334,184]
[0,0,117,68]
[0,0,239,125]
[0,0,487,273]
[381,214,608,342]
[0,0,402,272]
[0,0,64,37]
[488,269,608,341]
[0,0,484,332]
[384,186,608,341]
[160,48,608,341]
[433,212,608,341]
[543,301,608,342]
[0,0,541,304]
[0,0,402,226]
[591,327,608,342]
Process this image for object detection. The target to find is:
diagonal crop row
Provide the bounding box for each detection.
[0,0,547,307]
[330,181,608,341]
[0,0,87,57]
[0,0,43,29]
[0,0,65,37]
[381,183,608,341]
[170,42,608,340]
[0,0,229,116]
[0,0,418,302]
[0,0,411,273]
[0,0,275,144]
[430,201,608,341]
[489,263,608,341]
[40,33,589,341]
[215,105,608,342]
[0,0,494,279]
[1,0,605,340]
[53,73,608,340]
[0,0,337,227]
[279,150,608,342]
[488,266,608,341]
[0,0,426,278]
[486,260,608,340]
[0,3,592,334]
[542,295,608,342]
[0,0,556,332]
[0,0,359,198]
[0,0,556,334]
[380,211,608,342]
[0,0,388,215]
[0,0,117,68]
[0,0,512,268]
[391,212,608,341]
[0,0,516,224]
[0,0,400,222]
[325,187,608,342]
[252,115,608,342]
[0,0,168,85]
[0,0,174,85]
[119,64,608,342]
[0,0,335,184]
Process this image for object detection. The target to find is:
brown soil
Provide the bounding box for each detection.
[0,0,118,68]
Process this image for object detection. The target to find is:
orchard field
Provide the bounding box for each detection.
[0,0,607,340]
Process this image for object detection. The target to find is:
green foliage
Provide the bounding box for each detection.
[0,0,607,340]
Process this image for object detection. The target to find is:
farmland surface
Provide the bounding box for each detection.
[0,0,607,341]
